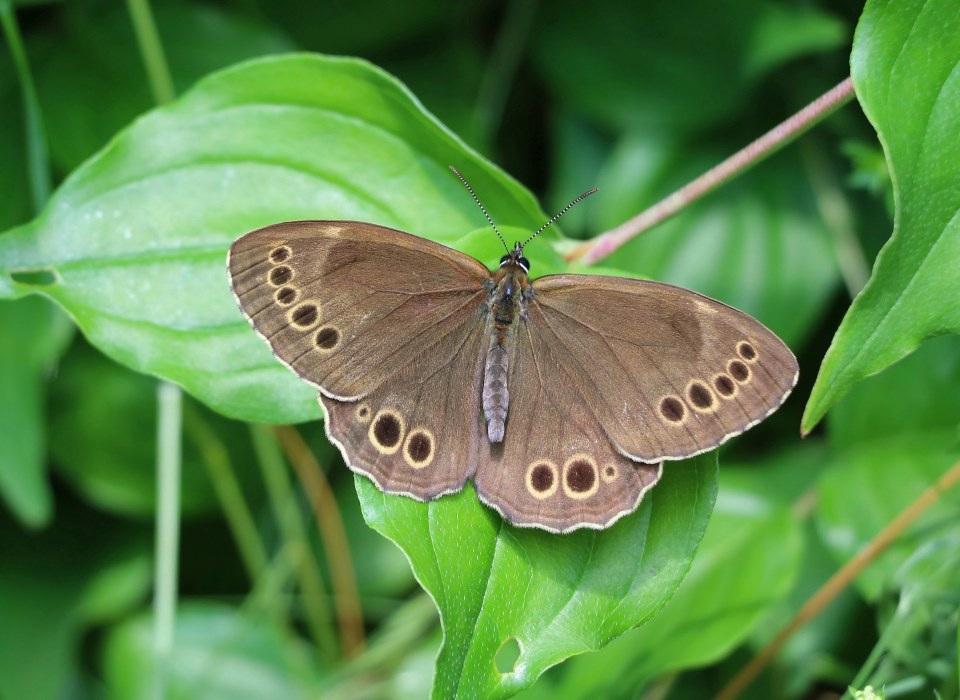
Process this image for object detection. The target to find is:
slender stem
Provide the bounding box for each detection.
[567,77,856,266]
[0,1,51,210]
[276,426,365,656]
[250,424,338,660]
[473,0,539,141]
[802,143,871,296]
[124,0,175,105]
[714,457,960,700]
[183,405,268,583]
[153,383,182,700]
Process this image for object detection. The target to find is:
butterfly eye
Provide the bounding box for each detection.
[499,255,511,267]
[517,257,531,273]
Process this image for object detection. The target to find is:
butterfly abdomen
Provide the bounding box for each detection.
[483,269,523,443]
[483,343,509,442]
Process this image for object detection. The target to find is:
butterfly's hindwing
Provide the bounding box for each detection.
[474,316,663,533]
[319,309,488,499]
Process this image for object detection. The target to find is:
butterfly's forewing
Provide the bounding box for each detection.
[228,221,489,400]
[229,221,492,498]
[527,275,798,462]
[474,318,663,532]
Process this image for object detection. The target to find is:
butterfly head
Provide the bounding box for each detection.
[499,242,531,274]
[449,164,597,276]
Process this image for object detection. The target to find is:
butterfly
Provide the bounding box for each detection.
[227,167,798,533]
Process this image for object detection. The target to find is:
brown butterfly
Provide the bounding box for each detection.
[228,168,797,533]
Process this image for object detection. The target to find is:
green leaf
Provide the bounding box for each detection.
[802,0,960,432]
[866,532,960,695]
[817,335,960,614]
[0,295,71,526]
[358,453,717,699]
[516,459,803,698]
[0,54,545,424]
[827,335,960,450]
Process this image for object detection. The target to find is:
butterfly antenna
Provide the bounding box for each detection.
[449,165,509,253]
[521,187,598,249]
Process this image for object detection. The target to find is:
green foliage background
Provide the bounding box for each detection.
[0,0,957,698]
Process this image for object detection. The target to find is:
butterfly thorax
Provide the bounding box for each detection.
[483,258,530,443]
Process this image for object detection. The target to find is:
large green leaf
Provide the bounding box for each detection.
[358,454,717,699]
[0,54,545,424]
[802,0,960,432]
[515,458,804,698]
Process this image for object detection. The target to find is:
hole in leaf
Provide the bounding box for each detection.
[495,637,521,674]
[11,269,57,286]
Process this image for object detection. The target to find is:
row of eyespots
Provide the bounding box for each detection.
[357,405,436,469]
[657,341,759,425]
[525,454,618,500]
[267,246,343,353]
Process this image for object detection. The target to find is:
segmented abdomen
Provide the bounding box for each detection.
[483,344,509,442]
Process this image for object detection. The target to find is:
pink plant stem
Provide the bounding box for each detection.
[567,77,856,266]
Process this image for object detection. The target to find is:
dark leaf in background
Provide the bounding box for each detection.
[48,340,258,517]
[594,139,839,348]
[534,0,846,134]
[0,503,150,700]
[36,0,295,172]
[103,602,321,700]
[0,295,71,525]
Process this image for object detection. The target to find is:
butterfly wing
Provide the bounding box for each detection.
[229,221,491,498]
[474,274,794,532]
[228,221,490,400]
[527,275,798,462]
[319,308,487,499]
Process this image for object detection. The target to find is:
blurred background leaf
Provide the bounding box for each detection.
[0,294,71,525]
[36,0,296,173]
